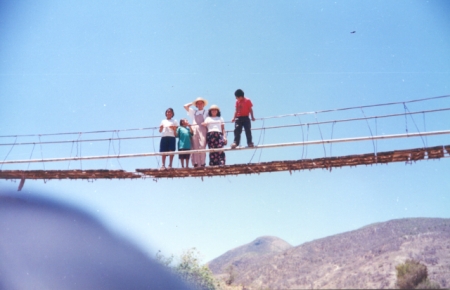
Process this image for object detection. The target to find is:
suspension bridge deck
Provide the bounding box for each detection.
[1,145,448,181]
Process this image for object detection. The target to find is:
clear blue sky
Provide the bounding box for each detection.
[1,0,449,262]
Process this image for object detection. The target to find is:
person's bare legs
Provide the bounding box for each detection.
[168,154,174,168]
[161,155,167,169]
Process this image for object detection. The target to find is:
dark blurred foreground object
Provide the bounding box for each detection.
[0,191,193,290]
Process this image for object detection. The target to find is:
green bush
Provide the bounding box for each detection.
[225,265,236,286]
[395,259,440,289]
[156,248,219,290]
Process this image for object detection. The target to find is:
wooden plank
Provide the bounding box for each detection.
[427,146,444,159]
[1,145,448,180]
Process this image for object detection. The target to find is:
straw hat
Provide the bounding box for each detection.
[192,97,208,107]
[208,104,220,111]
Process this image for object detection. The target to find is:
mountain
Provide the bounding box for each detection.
[209,218,450,289]
[208,236,293,274]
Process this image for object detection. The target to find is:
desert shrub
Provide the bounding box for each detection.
[395,259,428,289]
[415,279,441,289]
[176,248,218,290]
[224,265,236,285]
[156,248,219,290]
[155,250,174,267]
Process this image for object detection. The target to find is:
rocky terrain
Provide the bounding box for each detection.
[209,218,450,289]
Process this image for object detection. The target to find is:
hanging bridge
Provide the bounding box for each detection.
[1,95,450,188]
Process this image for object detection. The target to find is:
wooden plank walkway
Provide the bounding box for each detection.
[1,145,448,181]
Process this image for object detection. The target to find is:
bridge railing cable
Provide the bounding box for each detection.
[1,130,450,165]
[1,94,449,139]
[1,106,449,148]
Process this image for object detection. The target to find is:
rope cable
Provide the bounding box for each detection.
[111,134,118,159]
[39,135,45,170]
[257,120,266,163]
[1,94,449,140]
[251,107,450,132]
[297,115,306,160]
[105,133,113,169]
[1,129,449,165]
[403,104,426,148]
[248,119,264,164]
[1,107,450,148]
[360,107,376,155]
[375,117,378,156]
[253,94,450,121]
[403,103,409,134]
[330,121,336,157]
[76,133,82,170]
[0,126,160,139]
[1,136,17,170]
[68,141,75,169]
[115,131,123,170]
[305,124,310,159]
[314,113,327,157]
[27,143,36,170]
[423,113,428,147]
[152,128,160,168]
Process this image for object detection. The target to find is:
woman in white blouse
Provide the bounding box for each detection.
[202,105,227,166]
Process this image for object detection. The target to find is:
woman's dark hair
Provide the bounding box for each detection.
[208,109,221,117]
[165,108,174,117]
[234,89,244,97]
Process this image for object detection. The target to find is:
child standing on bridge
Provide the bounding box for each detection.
[175,119,193,168]
[159,108,178,170]
[231,89,255,149]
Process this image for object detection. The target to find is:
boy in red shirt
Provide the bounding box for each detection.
[231,89,255,148]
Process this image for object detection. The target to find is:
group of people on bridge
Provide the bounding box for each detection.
[158,89,256,169]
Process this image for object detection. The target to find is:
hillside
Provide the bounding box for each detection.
[208,236,293,274]
[209,218,450,289]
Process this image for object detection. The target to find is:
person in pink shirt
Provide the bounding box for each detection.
[231,89,255,148]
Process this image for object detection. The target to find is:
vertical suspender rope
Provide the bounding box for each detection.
[27,143,36,170]
[360,108,376,156]
[297,115,306,160]
[39,135,46,170]
[68,140,75,169]
[248,119,264,164]
[314,113,327,157]
[115,131,123,170]
[152,128,160,168]
[422,112,428,148]
[403,104,427,148]
[1,136,17,170]
[304,124,310,160]
[76,133,82,170]
[330,121,336,157]
[375,117,378,158]
[403,103,409,134]
[257,119,266,163]
[105,132,114,169]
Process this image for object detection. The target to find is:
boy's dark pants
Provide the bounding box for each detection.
[233,116,252,146]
